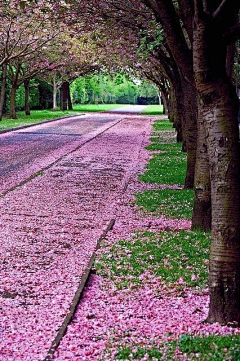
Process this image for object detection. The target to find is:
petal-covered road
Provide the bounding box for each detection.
[0,113,152,360]
[0,113,127,197]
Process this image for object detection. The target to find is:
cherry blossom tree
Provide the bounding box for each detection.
[68,0,240,325]
[0,0,66,118]
[192,0,240,325]
[40,34,100,111]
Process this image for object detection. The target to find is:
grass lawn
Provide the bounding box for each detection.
[95,230,210,290]
[142,104,164,115]
[0,104,132,131]
[0,109,81,131]
[139,119,187,186]
[72,103,127,112]
[136,188,194,219]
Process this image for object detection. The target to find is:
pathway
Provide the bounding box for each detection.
[0,114,152,360]
[0,113,125,197]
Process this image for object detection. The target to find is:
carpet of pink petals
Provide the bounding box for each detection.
[0,116,153,360]
[0,114,122,196]
[53,118,240,361]
[1,115,239,361]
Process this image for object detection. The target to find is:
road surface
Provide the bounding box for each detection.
[0,113,124,196]
[0,107,147,197]
[0,110,151,360]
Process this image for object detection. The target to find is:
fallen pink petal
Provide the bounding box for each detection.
[0,113,239,361]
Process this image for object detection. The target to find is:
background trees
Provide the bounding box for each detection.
[70,73,159,105]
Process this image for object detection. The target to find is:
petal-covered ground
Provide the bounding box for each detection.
[1,114,239,361]
[0,113,124,196]
[0,115,153,360]
[53,118,240,361]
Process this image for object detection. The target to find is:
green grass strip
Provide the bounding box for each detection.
[73,103,127,112]
[177,334,240,361]
[136,189,194,219]
[0,109,80,130]
[116,346,163,360]
[142,105,164,115]
[95,230,210,290]
[139,119,187,185]
[139,152,187,185]
[106,335,240,361]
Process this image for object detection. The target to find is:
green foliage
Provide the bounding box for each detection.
[138,23,164,55]
[70,72,159,105]
[3,79,52,112]
[177,334,240,361]
[95,230,210,290]
[136,189,194,219]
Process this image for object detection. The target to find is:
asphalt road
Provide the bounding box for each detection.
[0,112,130,196]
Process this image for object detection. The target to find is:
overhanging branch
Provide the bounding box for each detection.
[223,23,240,44]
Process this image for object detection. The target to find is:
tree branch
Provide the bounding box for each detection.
[223,23,240,44]
[213,0,228,18]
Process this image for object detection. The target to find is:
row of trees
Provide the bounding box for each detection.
[66,0,240,325]
[1,0,240,325]
[0,72,159,112]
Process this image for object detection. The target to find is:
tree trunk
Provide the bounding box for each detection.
[66,82,73,110]
[182,78,197,189]
[159,81,169,116]
[60,81,68,111]
[205,82,240,325]
[192,101,211,231]
[193,1,240,325]
[0,63,7,121]
[9,85,18,119]
[173,83,186,144]
[161,91,168,115]
[53,75,58,111]
[24,79,30,116]
[168,86,177,125]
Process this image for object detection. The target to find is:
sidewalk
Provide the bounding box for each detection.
[0,116,152,360]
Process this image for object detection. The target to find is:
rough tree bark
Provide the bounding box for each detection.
[66,82,73,110]
[9,85,18,119]
[60,81,68,111]
[0,63,7,121]
[9,62,21,119]
[192,101,211,231]
[53,75,58,111]
[193,0,240,324]
[181,78,197,188]
[24,79,30,116]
